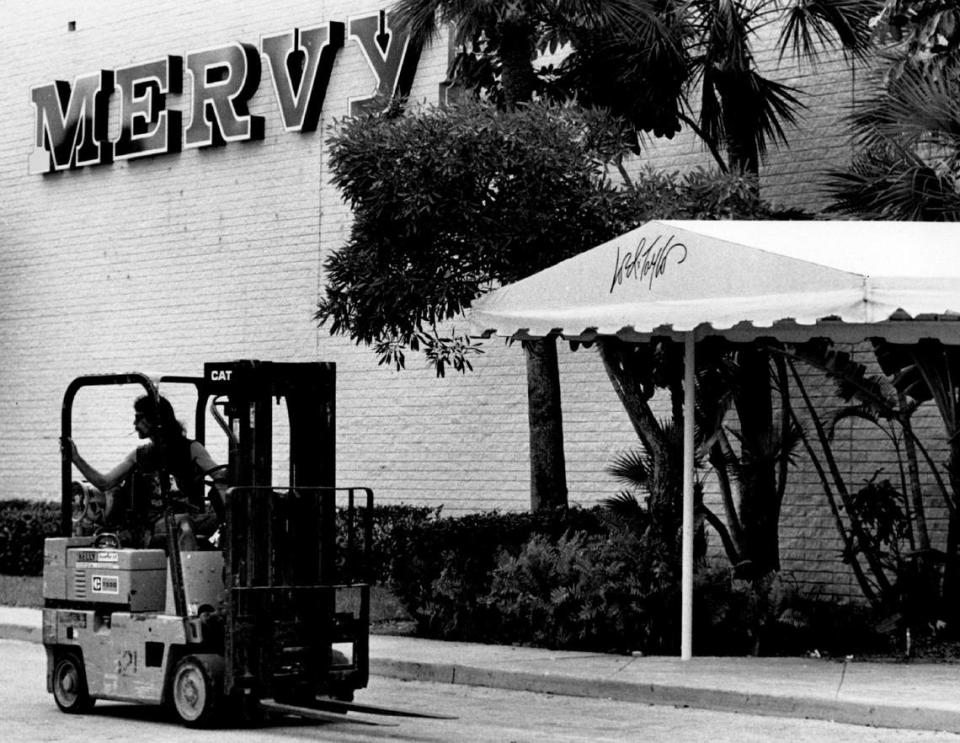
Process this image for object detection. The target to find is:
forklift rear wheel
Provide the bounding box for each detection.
[171,655,222,727]
[53,652,95,713]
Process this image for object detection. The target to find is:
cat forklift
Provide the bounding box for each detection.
[42,360,440,727]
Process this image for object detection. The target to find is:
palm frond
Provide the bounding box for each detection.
[849,64,960,150]
[826,405,886,441]
[700,66,805,160]
[826,152,960,221]
[599,490,648,521]
[777,0,878,64]
[605,448,651,488]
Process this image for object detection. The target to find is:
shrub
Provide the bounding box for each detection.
[384,507,610,638]
[485,528,677,653]
[692,568,892,657]
[336,503,440,583]
[0,500,61,576]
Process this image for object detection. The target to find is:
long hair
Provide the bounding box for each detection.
[134,394,186,440]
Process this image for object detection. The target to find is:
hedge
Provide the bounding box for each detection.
[1,499,890,657]
[0,500,61,576]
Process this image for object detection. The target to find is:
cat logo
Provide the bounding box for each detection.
[209,369,232,381]
[91,575,119,594]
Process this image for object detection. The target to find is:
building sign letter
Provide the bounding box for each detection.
[115,57,183,161]
[261,23,345,132]
[348,11,420,115]
[29,70,114,174]
[184,43,264,148]
[28,8,423,175]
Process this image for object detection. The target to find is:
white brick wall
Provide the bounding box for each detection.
[1,2,951,602]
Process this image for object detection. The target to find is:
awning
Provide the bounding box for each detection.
[469,220,960,344]
[468,220,960,659]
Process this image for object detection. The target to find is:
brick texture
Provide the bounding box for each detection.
[0,2,948,602]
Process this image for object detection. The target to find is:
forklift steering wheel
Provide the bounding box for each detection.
[202,464,229,487]
[93,532,121,549]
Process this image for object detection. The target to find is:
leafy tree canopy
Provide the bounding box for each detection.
[317,100,801,376]
[318,100,625,375]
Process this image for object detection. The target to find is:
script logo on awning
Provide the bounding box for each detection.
[610,234,688,293]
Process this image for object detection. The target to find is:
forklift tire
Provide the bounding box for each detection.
[52,652,95,714]
[170,654,223,727]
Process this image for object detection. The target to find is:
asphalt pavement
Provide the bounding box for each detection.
[5,606,960,734]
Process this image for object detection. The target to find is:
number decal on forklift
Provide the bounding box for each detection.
[116,649,138,676]
[91,575,119,594]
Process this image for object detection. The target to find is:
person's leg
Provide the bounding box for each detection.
[149,514,196,550]
[177,515,198,551]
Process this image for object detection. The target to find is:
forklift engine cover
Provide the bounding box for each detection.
[44,537,166,612]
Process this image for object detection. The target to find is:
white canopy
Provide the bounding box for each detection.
[469,220,960,344]
[467,220,960,660]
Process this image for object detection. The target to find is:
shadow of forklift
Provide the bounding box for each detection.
[42,360,448,727]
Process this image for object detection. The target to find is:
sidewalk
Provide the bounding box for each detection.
[6,606,960,734]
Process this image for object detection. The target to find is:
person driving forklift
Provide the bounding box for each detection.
[64,394,226,550]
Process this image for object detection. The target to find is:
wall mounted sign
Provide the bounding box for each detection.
[28,9,419,175]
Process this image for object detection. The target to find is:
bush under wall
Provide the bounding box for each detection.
[0,499,893,657]
[0,500,61,576]
[382,506,612,640]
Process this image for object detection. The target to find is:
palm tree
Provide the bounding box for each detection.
[826,62,960,219]
[398,0,874,176]
[391,0,663,110]
[557,0,876,176]
[825,0,960,218]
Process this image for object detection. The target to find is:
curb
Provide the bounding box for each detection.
[369,658,960,735]
[0,622,42,645]
[7,621,960,734]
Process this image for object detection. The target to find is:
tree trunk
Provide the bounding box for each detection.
[498,20,537,111]
[598,339,682,559]
[733,346,781,578]
[525,337,567,511]
[942,448,960,626]
[716,73,760,188]
[498,22,566,512]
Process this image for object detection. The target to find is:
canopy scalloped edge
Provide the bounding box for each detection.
[473,316,960,345]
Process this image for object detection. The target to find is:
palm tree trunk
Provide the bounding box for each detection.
[734,346,780,578]
[498,20,537,111]
[525,337,568,511]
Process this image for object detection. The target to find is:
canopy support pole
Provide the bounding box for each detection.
[681,330,695,660]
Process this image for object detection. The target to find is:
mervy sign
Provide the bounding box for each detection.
[29,10,419,175]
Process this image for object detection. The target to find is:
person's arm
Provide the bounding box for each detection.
[67,438,136,492]
[190,441,227,518]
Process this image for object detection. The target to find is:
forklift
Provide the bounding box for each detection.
[42,360,439,727]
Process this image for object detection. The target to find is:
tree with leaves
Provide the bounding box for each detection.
[827,0,960,219]
[318,101,629,510]
[414,0,876,177]
[387,0,666,510]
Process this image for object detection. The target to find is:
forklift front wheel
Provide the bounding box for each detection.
[170,654,223,727]
[52,652,95,714]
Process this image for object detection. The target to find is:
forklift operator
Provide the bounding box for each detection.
[65,394,226,550]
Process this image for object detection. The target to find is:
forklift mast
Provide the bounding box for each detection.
[204,360,335,492]
[205,360,337,582]
[202,361,368,703]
